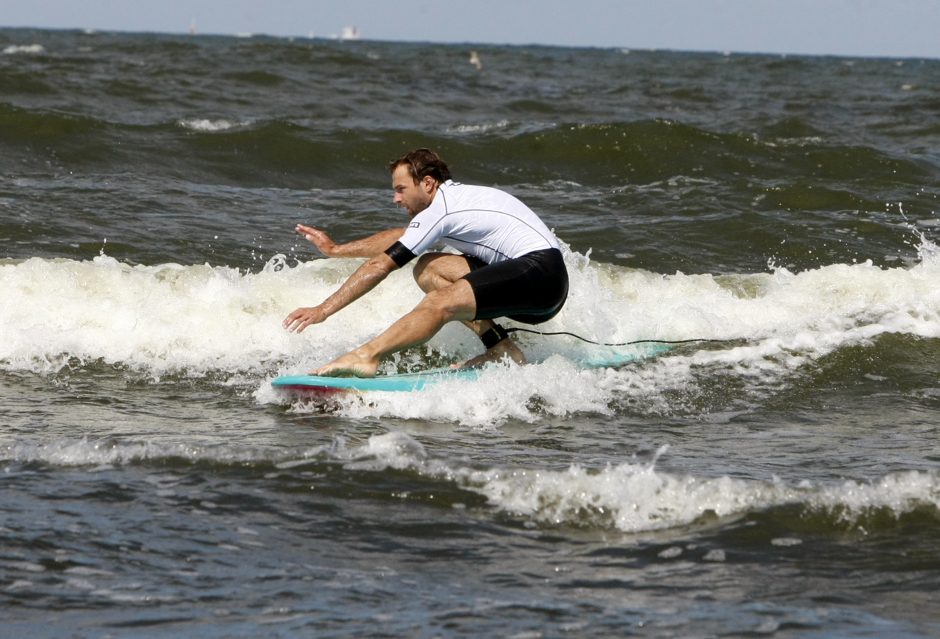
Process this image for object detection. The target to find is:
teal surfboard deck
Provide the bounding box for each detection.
[272,343,672,396]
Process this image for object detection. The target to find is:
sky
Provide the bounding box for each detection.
[2,0,938,59]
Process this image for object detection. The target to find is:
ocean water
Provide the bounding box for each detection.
[2,28,939,638]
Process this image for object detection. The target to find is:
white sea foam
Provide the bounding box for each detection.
[3,239,940,422]
[1,437,266,467]
[2,44,45,55]
[1,254,304,376]
[465,461,940,532]
[448,120,511,135]
[4,431,937,533]
[347,432,940,533]
[177,118,246,132]
[291,237,940,424]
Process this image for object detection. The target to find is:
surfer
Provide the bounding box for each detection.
[283,148,568,377]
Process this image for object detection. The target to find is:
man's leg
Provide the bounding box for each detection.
[314,277,478,376]
[412,253,525,368]
[314,254,524,376]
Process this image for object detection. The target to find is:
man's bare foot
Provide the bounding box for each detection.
[313,350,380,377]
[455,338,526,369]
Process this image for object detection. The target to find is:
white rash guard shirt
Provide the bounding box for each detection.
[395,180,560,265]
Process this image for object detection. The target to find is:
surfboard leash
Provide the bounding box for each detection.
[503,327,733,347]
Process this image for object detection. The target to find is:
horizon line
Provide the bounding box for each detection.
[1,24,938,62]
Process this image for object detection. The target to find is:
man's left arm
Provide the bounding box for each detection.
[296,224,405,258]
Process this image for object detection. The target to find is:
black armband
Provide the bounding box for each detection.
[480,323,510,349]
[384,241,417,267]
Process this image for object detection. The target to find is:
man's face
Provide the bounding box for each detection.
[391,164,434,217]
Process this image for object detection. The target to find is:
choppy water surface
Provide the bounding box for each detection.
[2,28,939,637]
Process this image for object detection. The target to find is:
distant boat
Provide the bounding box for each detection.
[340,26,360,41]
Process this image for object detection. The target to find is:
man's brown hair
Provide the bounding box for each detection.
[388,148,452,184]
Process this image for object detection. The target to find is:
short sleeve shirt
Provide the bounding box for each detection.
[396,180,560,264]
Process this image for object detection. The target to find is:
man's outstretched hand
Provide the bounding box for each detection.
[283,305,329,333]
[296,224,337,256]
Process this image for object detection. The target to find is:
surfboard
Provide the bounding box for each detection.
[272,343,672,397]
[273,366,480,395]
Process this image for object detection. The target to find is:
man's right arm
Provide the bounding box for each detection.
[282,252,399,333]
[296,224,405,258]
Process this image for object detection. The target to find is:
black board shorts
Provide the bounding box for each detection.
[462,248,568,324]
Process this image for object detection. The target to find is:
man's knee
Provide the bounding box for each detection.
[412,253,436,292]
[412,253,436,284]
[413,253,463,292]
[419,281,476,323]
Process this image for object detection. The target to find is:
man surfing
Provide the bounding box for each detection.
[283,148,568,377]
